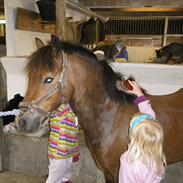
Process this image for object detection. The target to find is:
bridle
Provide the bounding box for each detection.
[19,51,68,117]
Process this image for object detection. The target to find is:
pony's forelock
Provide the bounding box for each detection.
[26,45,56,73]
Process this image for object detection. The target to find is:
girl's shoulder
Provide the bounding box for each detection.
[120,152,162,183]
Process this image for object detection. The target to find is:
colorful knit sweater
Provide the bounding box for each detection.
[48,103,80,159]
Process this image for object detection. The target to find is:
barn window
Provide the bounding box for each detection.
[168,17,183,34]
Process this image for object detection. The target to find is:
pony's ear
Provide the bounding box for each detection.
[35,37,44,49]
[51,34,62,56]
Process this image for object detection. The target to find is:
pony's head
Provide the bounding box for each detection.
[16,35,76,133]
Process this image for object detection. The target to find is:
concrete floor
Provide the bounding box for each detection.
[0,161,183,183]
[0,171,46,183]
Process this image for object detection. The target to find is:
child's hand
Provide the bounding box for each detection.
[122,80,144,97]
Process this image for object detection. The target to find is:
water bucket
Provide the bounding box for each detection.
[36,0,56,21]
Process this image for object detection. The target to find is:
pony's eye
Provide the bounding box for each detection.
[43,77,53,84]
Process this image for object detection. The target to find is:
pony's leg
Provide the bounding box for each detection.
[104,172,115,183]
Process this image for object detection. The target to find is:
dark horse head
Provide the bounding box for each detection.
[93,41,124,61]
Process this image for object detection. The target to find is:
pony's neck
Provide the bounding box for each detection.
[69,56,114,145]
[72,95,115,147]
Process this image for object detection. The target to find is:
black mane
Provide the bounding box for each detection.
[27,41,136,104]
[59,42,97,61]
[60,42,136,103]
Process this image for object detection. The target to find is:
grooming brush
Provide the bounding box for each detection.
[121,80,133,91]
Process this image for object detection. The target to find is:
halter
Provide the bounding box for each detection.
[19,51,68,116]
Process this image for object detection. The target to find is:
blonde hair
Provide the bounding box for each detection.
[127,113,166,176]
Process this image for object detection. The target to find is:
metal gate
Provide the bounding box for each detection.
[105,16,183,46]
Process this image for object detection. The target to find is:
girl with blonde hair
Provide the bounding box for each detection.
[119,80,166,183]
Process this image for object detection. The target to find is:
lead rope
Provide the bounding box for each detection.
[0,109,20,117]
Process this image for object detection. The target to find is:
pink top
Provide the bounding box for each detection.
[119,152,162,183]
[119,96,162,183]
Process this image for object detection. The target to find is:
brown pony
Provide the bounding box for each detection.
[16,35,183,183]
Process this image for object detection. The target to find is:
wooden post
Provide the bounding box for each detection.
[162,17,168,46]
[0,117,4,171]
[56,0,66,41]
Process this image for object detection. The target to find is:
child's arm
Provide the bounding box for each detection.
[122,80,156,118]
[134,95,156,118]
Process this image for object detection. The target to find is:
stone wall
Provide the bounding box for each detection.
[3,132,105,183]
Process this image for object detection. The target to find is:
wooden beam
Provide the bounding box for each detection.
[90,7,183,13]
[15,7,56,34]
[56,0,66,41]
[66,0,107,21]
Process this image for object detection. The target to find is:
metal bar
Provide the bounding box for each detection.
[110,16,183,20]
[106,16,183,37]
[163,17,168,46]
[167,34,183,36]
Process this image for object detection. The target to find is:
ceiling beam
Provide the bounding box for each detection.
[78,0,183,7]
[66,0,107,21]
[90,7,183,13]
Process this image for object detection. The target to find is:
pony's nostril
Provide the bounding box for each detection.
[19,119,25,128]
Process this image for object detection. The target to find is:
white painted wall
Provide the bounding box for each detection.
[4,0,89,57]
[112,62,183,95]
[127,46,159,63]
[1,57,28,100]
[4,0,50,56]
[1,56,183,100]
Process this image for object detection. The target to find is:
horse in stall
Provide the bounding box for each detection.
[16,35,183,183]
[93,42,119,61]
[93,41,128,63]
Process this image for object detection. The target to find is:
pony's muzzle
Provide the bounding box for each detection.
[16,102,49,134]
[16,114,41,133]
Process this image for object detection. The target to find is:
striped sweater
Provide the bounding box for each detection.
[48,103,80,159]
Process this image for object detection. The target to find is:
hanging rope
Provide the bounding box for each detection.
[0,109,20,117]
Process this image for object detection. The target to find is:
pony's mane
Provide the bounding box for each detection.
[26,45,55,72]
[26,41,136,104]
